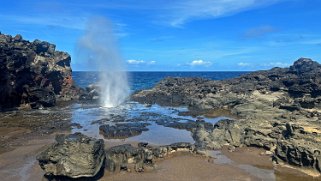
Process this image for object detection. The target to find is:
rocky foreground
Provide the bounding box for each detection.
[132,58,321,174]
[0,33,80,110]
[37,132,197,179]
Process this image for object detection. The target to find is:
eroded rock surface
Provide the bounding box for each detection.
[99,123,150,139]
[105,142,195,172]
[0,33,80,109]
[37,133,105,178]
[132,58,321,173]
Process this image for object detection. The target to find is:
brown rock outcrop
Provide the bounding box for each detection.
[0,33,80,109]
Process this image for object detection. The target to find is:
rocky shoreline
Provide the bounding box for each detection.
[2,32,321,180]
[132,58,321,175]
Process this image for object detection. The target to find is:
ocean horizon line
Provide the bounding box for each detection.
[73,70,253,73]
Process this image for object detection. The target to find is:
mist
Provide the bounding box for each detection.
[76,17,129,107]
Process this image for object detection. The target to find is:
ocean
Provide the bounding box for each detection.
[72,71,249,91]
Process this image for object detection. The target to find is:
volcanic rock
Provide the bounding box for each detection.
[99,123,150,139]
[37,133,105,178]
[132,58,321,174]
[105,142,195,172]
[0,32,80,109]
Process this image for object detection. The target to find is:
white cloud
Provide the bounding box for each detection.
[167,0,282,27]
[127,59,145,64]
[238,62,251,67]
[189,59,212,67]
[261,62,290,67]
[127,59,156,65]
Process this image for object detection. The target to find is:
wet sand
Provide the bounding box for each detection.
[0,136,52,181]
[104,152,260,181]
[222,147,321,181]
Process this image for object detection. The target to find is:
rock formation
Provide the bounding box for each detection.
[37,132,105,178]
[105,142,195,172]
[0,33,79,109]
[132,58,321,173]
[37,132,198,178]
[99,123,150,139]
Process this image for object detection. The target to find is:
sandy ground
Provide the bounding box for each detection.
[0,136,52,181]
[103,153,260,181]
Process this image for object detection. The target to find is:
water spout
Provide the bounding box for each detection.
[77,17,129,107]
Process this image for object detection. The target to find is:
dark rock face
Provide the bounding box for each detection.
[274,140,321,172]
[37,133,105,178]
[105,142,195,172]
[0,33,79,109]
[79,84,101,101]
[155,117,213,131]
[28,88,56,109]
[105,144,149,172]
[99,123,150,139]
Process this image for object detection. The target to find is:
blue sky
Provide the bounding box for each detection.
[1,0,321,71]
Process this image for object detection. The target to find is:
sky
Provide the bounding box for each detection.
[0,0,321,71]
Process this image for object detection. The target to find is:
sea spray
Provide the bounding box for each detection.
[76,17,129,107]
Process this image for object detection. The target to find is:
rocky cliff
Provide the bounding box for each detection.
[132,58,321,174]
[0,33,79,109]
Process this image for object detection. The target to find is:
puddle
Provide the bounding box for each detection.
[127,122,194,145]
[207,150,232,164]
[19,158,37,181]
[207,150,275,181]
[70,102,225,144]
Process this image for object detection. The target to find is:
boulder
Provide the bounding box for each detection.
[37,133,105,178]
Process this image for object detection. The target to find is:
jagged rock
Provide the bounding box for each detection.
[105,144,148,172]
[192,119,241,150]
[155,118,213,131]
[79,84,101,101]
[211,119,241,147]
[37,133,105,178]
[99,123,150,139]
[0,33,80,109]
[274,140,320,172]
[28,87,56,109]
[105,143,195,172]
[132,58,321,109]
